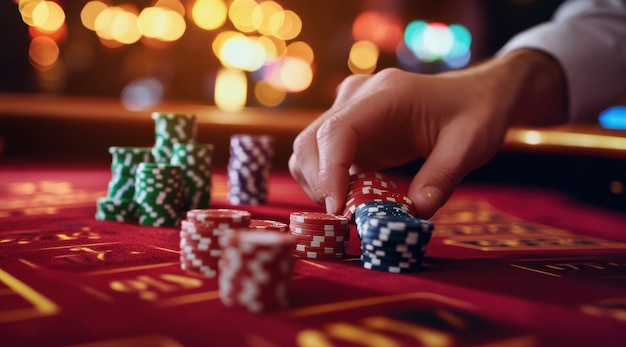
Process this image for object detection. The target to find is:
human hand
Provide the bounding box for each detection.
[289,49,566,219]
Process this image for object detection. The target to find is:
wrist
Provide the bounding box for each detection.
[483,48,568,126]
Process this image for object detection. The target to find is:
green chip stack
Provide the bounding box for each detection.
[152,112,197,163]
[170,143,214,210]
[134,163,184,227]
[95,146,153,222]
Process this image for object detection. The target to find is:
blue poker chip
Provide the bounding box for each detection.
[361,247,415,260]
[360,254,421,273]
[362,241,423,254]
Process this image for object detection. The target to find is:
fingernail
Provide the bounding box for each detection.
[325,196,336,214]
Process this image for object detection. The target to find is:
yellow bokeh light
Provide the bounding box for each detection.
[32,1,65,33]
[348,40,379,74]
[139,7,186,41]
[257,35,286,62]
[255,80,286,107]
[81,1,108,31]
[19,0,44,26]
[228,0,261,33]
[286,41,314,65]
[111,10,141,44]
[279,57,312,92]
[154,0,185,16]
[273,10,301,40]
[255,1,283,36]
[191,0,227,31]
[219,34,266,71]
[29,35,59,69]
[215,68,247,112]
[212,30,239,56]
[94,6,121,40]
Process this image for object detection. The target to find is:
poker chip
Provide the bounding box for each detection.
[227,134,275,205]
[151,112,197,163]
[179,208,252,278]
[249,219,288,232]
[170,143,214,210]
[345,171,435,273]
[95,146,153,223]
[218,231,295,313]
[134,163,184,227]
[288,211,350,259]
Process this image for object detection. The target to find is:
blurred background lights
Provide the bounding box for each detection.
[218,34,266,71]
[215,68,247,112]
[352,11,403,54]
[31,1,65,33]
[191,0,227,31]
[121,77,164,111]
[13,1,479,112]
[599,106,626,130]
[348,40,379,75]
[403,20,472,66]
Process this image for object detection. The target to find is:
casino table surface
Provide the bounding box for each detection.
[1,161,626,347]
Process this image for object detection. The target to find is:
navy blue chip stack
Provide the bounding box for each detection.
[227,134,275,205]
[345,172,435,273]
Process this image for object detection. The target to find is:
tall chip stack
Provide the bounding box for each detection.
[180,209,251,277]
[344,172,435,273]
[218,231,295,313]
[170,143,214,210]
[95,146,153,222]
[227,134,275,205]
[151,112,197,163]
[134,163,184,227]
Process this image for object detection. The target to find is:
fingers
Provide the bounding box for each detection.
[407,124,491,219]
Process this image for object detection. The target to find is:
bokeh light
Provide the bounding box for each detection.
[403,20,472,68]
[348,40,379,75]
[254,80,286,107]
[29,35,59,70]
[191,0,227,31]
[228,0,261,33]
[122,77,164,111]
[273,10,301,41]
[32,1,65,33]
[599,106,626,130]
[286,41,314,65]
[215,68,248,112]
[352,11,403,54]
[218,34,266,71]
[81,1,108,31]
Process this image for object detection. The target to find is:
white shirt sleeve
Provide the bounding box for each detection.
[496,0,626,122]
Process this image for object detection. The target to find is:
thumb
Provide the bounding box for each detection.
[407,126,490,219]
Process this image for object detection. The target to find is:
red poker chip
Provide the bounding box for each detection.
[187,208,251,223]
[219,230,295,250]
[289,212,349,225]
[348,177,398,191]
[288,220,350,232]
[293,249,344,259]
[289,232,348,243]
[350,171,387,181]
[294,243,348,253]
[288,227,350,239]
[294,238,349,248]
[249,219,288,232]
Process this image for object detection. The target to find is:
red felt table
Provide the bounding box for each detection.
[1,162,625,347]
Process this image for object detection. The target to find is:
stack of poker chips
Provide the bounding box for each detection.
[151,112,197,163]
[218,231,295,313]
[180,209,251,277]
[344,172,435,273]
[95,146,153,222]
[134,163,184,227]
[249,219,288,232]
[289,212,350,259]
[170,143,214,210]
[227,134,275,205]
